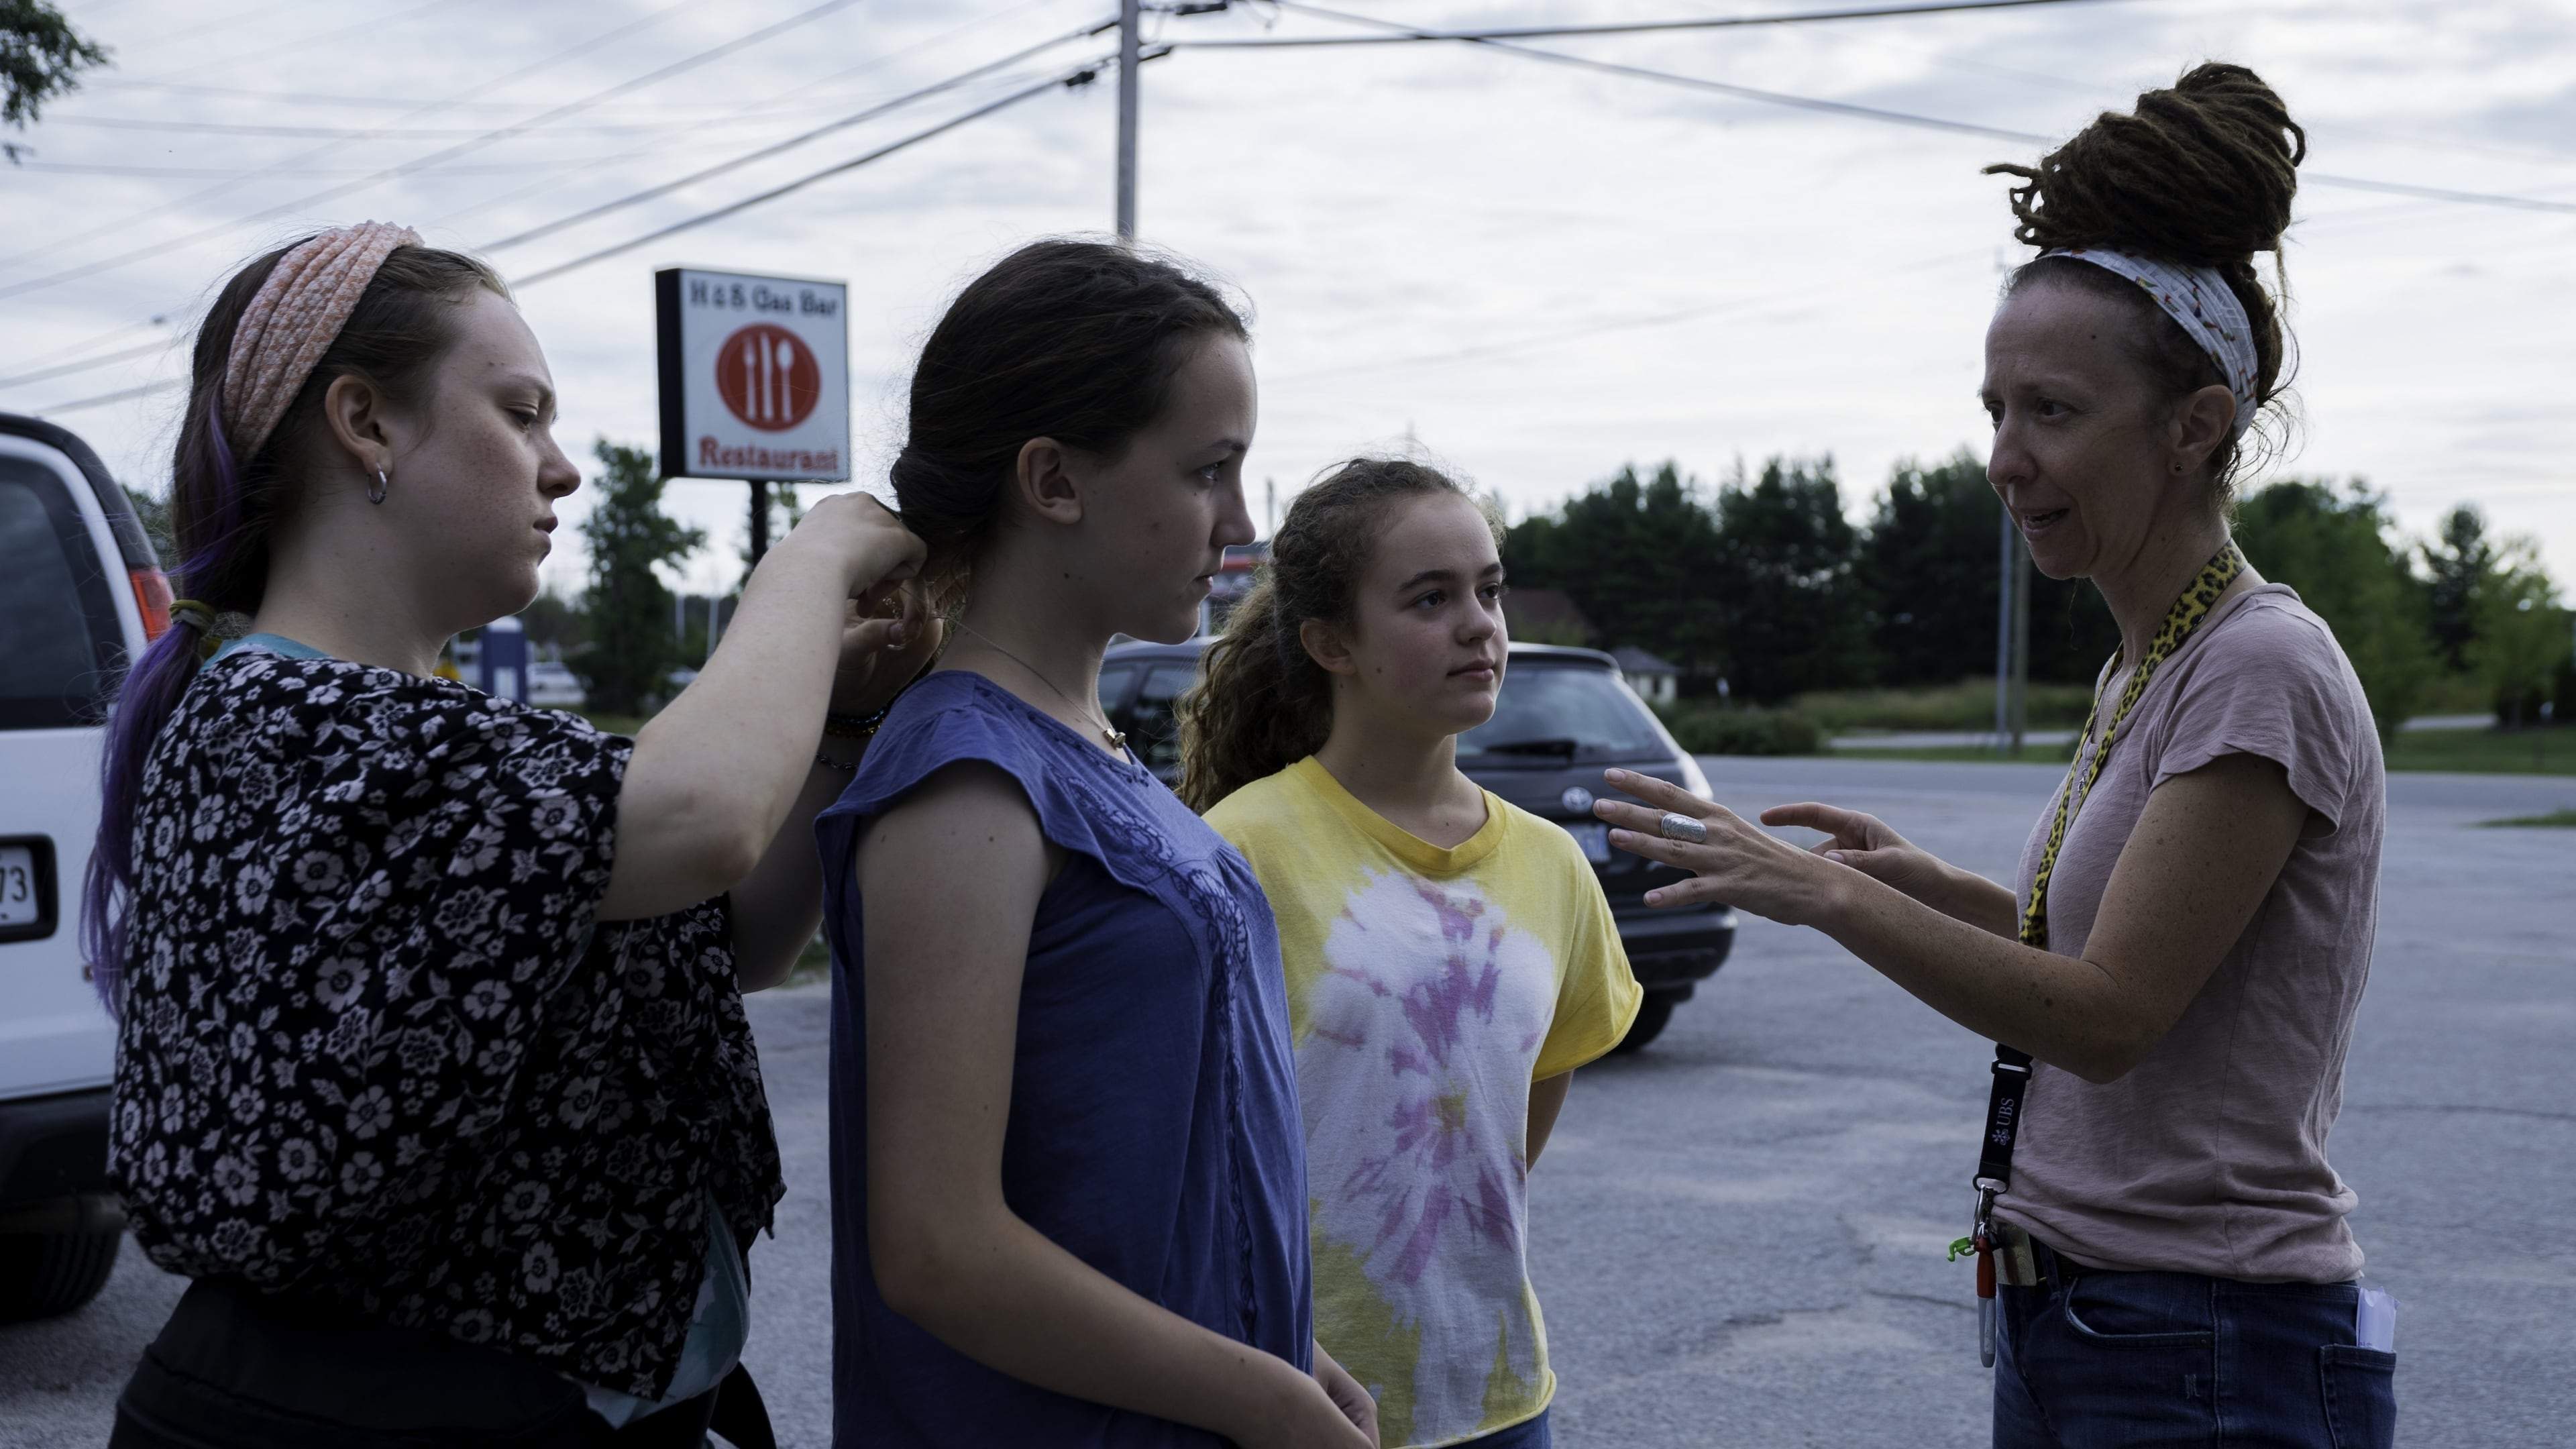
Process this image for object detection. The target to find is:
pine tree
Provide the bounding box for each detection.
[574,440,704,716]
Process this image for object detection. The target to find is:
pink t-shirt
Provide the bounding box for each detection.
[1996,584,2385,1283]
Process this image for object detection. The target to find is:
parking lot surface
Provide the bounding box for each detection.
[5,758,2570,1447]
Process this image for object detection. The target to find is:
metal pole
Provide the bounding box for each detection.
[1116,0,1140,239]
[2010,535,2031,755]
[748,480,770,566]
[1994,502,2015,751]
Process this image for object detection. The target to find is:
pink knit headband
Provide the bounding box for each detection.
[221,221,421,459]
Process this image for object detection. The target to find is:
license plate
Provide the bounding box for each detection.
[0,845,39,927]
[1562,821,1611,865]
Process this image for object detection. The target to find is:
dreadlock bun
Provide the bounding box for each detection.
[1985,62,2304,266]
[1985,63,2306,493]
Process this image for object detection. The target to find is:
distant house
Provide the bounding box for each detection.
[1611,646,1681,706]
[1504,588,1593,646]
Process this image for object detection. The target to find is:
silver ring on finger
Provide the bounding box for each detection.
[1658,811,1709,845]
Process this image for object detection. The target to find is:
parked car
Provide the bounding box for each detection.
[524,659,586,707]
[0,412,160,1320]
[1101,639,1735,1051]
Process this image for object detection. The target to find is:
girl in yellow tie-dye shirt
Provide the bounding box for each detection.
[1179,458,1642,1449]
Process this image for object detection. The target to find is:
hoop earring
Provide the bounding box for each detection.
[368,468,389,505]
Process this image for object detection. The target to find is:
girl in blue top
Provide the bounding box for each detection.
[814,240,1373,1449]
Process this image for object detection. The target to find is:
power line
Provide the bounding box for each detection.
[13,148,810,180]
[0,341,176,390]
[480,17,1120,254]
[9,0,1097,398]
[1175,0,2126,48]
[1269,0,2576,217]
[1269,0,2068,140]
[7,314,172,372]
[425,0,1081,232]
[0,0,725,274]
[36,111,859,141]
[511,56,1122,288]
[0,0,867,301]
[17,52,1124,415]
[135,0,484,83]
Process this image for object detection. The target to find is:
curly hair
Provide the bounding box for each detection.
[1985,62,2307,494]
[1175,458,1498,813]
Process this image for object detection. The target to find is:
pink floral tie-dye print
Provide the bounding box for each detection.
[1303,868,1557,1432]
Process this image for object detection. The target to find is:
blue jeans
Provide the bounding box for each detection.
[1994,1240,2396,1449]
[1448,1407,1552,1449]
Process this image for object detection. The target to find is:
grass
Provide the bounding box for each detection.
[1837,727,2576,777]
[570,707,650,737]
[1792,678,2096,735]
[1834,743,2078,765]
[2414,673,2497,716]
[2477,808,2576,828]
[2384,727,2575,777]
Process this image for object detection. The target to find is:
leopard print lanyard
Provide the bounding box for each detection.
[2018,540,2249,951]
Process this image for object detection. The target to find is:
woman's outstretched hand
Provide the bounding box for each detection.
[1756,802,1945,906]
[1593,769,1847,926]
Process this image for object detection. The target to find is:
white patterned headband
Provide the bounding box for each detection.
[2040,246,2259,438]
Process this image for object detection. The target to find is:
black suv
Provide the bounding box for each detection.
[1100,640,1733,1051]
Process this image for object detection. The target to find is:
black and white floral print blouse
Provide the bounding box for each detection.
[108,641,784,1401]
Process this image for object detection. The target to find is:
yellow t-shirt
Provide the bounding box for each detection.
[1208,756,1642,1449]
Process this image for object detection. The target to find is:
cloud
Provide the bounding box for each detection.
[7,0,2571,601]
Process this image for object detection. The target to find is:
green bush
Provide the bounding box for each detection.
[1657,704,1823,756]
[1791,678,2096,734]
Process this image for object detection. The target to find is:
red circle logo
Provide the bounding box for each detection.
[714,323,821,432]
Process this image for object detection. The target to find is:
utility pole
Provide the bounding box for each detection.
[1116,0,1141,239]
[2010,531,2030,755]
[1994,504,2029,757]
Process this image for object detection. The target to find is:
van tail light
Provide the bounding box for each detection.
[131,568,174,641]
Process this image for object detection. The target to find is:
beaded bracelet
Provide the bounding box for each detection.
[821,701,894,741]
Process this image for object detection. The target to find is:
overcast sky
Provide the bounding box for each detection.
[9,0,2571,602]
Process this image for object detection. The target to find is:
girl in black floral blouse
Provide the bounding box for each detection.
[87,225,930,1448]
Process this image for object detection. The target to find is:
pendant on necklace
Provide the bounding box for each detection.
[1104,726,1129,751]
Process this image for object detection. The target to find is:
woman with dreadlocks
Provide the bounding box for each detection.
[89,224,929,1446]
[1591,65,2396,1447]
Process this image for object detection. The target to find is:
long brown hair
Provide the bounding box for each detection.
[1176,458,1497,812]
[1984,61,2306,495]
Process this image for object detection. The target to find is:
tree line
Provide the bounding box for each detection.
[1503,453,2573,742]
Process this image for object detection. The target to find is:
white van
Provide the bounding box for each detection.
[0,411,165,1321]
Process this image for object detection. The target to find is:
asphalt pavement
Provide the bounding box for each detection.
[3,757,2570,1447]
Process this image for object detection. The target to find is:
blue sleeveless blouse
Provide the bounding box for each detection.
[814,670,1311,1448]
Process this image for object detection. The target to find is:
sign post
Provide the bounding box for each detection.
[655,267,852,565]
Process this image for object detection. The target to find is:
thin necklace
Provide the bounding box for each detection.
[953,621,1128,753]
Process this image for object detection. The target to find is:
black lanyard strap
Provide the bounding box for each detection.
[1974,541,2246,1222]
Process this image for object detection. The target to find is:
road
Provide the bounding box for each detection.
[4,759,2571,1447]
[1825,712,2496,752]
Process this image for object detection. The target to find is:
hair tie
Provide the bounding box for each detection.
[2038,247,2260,437]
[168,599,218,634]
[221,221,421,460]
